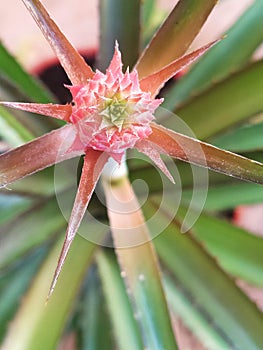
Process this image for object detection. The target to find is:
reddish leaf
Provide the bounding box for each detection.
[0,124,84,187]
[22,0,94,84]
[0,102,72,121]
[48,150,109,298]
[135,139,174,183]
[139,41,219,97]
[149,123,263,184]
[135,0,217,78]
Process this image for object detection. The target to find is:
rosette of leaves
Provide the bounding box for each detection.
[1,1,263,349]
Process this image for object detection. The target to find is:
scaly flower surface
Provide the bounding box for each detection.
[1,0,262,298]
[68,44,163,162]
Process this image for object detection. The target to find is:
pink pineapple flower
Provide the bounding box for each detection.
[68,43,163,162]
[1,0,262,297]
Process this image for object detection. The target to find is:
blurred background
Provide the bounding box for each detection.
[0,0,261,72]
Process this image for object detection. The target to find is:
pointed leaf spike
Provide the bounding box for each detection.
[22,0,94,85]
[136,139,175,183]
[47,150,109,299]
[149,123,263,184]
[140,40,220,97]
[0,124,83,188]
[0,101,72,121]
[107,41,123,74]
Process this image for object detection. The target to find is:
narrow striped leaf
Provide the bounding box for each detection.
[164,0,263,110]
[136,0,217,78]
[1,234,98,350]
[97,250,144,350]
[144,201,263,350]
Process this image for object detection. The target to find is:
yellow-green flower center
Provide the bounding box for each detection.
[100,96,130,130]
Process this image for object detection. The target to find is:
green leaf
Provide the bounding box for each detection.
[164,275,230,350]
[212,121,263,153]
[172,61,263,139]
[0,106,34,146]
[1,234,97,350]
[78,267,115,350]
[142,0,156,28]
[98,0,141,70]
[6,167,60,197]
[164,0,263,110]
[142,0,166,46]
[182,182,263,211]
[97,250,144,350]
[173,204,263,287]
[0,248,47,342]
[0,42,53,103]
[0,196,66,268]
[136,0,217,78]
[0,192,32,224]
[195,221,263,287]
[103,177,178,349]
[247,151,263,163]
[144,201,263,350]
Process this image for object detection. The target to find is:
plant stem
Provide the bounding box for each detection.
[102,176,178,349]
[101,154,128,180]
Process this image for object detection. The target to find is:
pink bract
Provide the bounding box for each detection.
[69,44,163,161]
